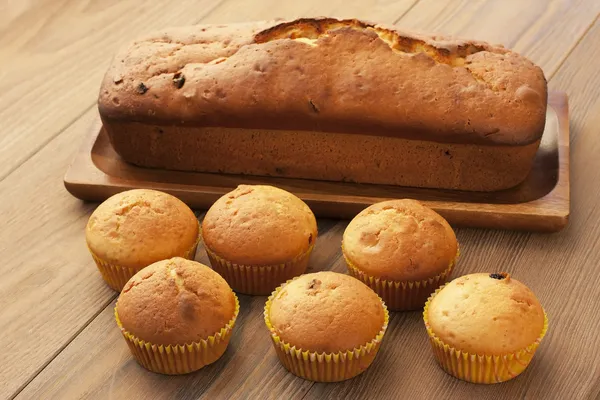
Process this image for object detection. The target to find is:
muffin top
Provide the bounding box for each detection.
[202,185,317,265]
[116,257,237,345]
[268,271,386,353]
[86,189,199,269]
[427,273,545,355]
[343,199,457,281]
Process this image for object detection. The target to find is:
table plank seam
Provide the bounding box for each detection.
[546,13,600,79]
[298,383,316,400]
[393,0,421,24]
[9,293,118,400]
[1,0,587,192]
[0,103,94,185]
[7,2,599,398]
[0,0,232,187]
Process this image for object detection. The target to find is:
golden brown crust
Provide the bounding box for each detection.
[85,189,199,269]
[98,17,547,146]
[342,200,457,281]
[116,257,236,345]
[427,273,545,355]
[268,272,385,353]
[202,185,317,265]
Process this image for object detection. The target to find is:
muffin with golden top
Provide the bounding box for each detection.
[86,189,199,291]
[115,257,239,375]
[202,185,317,295]
[424,272,548,383]
[342,199,458,311]
[264,271,388,382]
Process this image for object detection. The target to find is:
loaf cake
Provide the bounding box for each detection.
[98,18,548,191]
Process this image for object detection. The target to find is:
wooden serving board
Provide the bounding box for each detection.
[64,92,570,232]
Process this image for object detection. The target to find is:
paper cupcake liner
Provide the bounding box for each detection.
[264,277,389,382]
[343,248,459,311]
[89,233,200,292]
[423,286,549,384]
[115,293,239,375]
[205,244,314,296]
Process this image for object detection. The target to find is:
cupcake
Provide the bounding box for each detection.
[86,189,199,291]
[424,272,548,383]
[264,271,389,382]
[115,257,239,375]
[202,185,317,295]
[342,199,458,311]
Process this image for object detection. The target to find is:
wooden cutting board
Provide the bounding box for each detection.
[64,92,570,232]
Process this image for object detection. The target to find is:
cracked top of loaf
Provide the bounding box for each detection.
[98,17,548,146]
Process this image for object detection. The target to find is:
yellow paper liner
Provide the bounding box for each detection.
[423,286,549,384]
[205,243,314,296]
[115,293,239,375]
[89,230,200,292]
[343,247,459,311]
[264,277,389,382]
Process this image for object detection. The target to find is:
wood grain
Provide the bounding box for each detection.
[399,0,600,78]
[0,0,415,183]
[15,219,343,400]
[306,12,600,400]
[0,1,418,399]
[0,110,114,400]
[2,0,600,399]
[200,0,417,24]
[0,0,226,182]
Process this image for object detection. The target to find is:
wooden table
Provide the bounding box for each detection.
[1,1,599,399]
